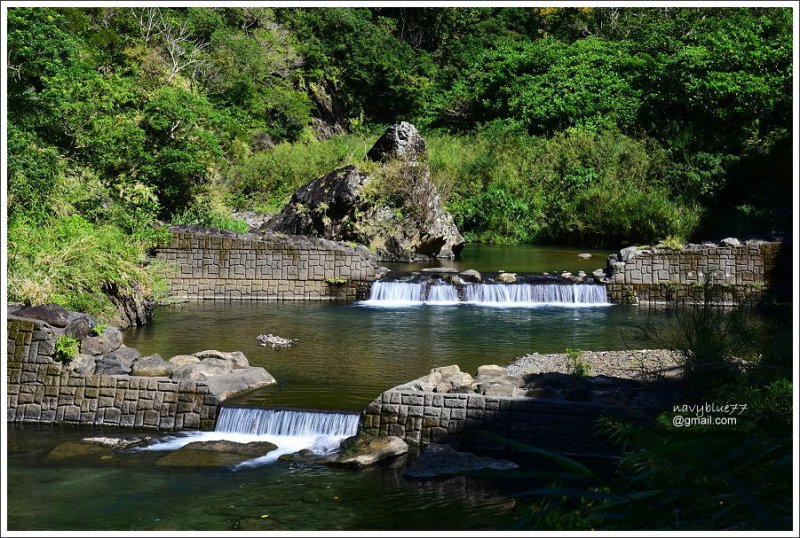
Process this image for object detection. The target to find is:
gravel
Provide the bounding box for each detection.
[506,349,684,381]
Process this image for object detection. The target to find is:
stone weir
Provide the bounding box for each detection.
[595,237,786,306]
[7,304,275,430]
[360,364,677,459]
[154,225,379,301]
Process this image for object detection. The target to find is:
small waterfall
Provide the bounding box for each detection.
[361,281,609,307]
[215,406,360,437]
[366,281,426,304]
[426,284,460,304]
[463,283,608,306]
[139,406,360,468]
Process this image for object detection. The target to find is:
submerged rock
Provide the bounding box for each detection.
[46,436,150,460]
[256,334,297,349]
[329,434,409,469]
[156,440,278,467]
[81,436,151,449]
[279,448,338,465]
[403,443,518,479]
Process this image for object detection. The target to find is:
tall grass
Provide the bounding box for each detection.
[7,215,160,320]
[224,130,381,212]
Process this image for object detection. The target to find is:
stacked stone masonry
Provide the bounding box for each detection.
[155,227,378,301]
[606,242,782,305]
[361,389,639,458]
[7,318,219,430]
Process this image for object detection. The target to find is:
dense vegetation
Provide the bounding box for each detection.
[6,6,793,315]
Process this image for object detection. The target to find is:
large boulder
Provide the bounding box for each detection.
[66,354,96,376]
[64,313,98,339]
[80,326,123,356]
[202,368,277,401]
[14,304,72,327]
[366,121,426,162]
[131,354,174,377]
[94,355,134,376]
[329,434,409,469]
[403,443,518,479]
[262,123,464,261]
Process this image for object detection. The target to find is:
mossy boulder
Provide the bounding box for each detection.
[329,434,408,469]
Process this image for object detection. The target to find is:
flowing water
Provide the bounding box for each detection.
[3,244,687,531]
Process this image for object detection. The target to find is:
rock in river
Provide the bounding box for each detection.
[329,434,409,469]
[156,440,278,467]
[403,443,519,479]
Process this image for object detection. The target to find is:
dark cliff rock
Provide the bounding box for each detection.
[262,123,465,261]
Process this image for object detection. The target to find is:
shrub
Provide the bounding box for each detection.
[90,323,107,336]
[54,336,80,363]
[565,348,591,377]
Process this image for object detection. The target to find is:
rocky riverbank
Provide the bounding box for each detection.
[507,349,683,381]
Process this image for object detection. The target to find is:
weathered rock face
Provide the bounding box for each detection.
[14,304,72,327]
[367,121,426,161]
[262,123,465,261]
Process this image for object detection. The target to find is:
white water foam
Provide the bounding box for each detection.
[137,407,360,468]
[360,281,610,307]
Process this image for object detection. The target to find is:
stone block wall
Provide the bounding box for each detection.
[360,389,641,459]
[7,318,219,430]
[154,226,378,301]
[606,241,782,305]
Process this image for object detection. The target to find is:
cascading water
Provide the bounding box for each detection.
[138,406,360,468]
[215,406,360,437]
[361,281,609,307]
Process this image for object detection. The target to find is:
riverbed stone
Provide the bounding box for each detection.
[193,350,249,369]
[66,354,96,376]
[459,269,482,283]
[168,355,201,367]
[131,354,174,377]
[170,363,229,381]
[202,367,277,400]
[496,272,517,284]
[81,436,151,449]
[94,354,134,376]
[329,434,409,469]
[80,326,123,356]
[156,440,278,467]
[403,443,518,478]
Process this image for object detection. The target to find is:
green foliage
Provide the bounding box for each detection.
[90,323,107,336]
[325,277,348,286]
[6,125,62,224]
[6,215,157,321]
[656,236,685,251]
[54,336,80,363]
[430,125,698,246]
[170,200,249,233]
[564,348,591,377]
[226,132,376,211]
